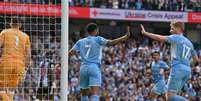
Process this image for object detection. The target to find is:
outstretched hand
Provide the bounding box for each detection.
[140,24,167,42]
[140,24,146,35]
[126,26,131,37]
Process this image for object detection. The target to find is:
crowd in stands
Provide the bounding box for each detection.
[69,0,201,12]
[68,33,201,101]
[2,0,61,4]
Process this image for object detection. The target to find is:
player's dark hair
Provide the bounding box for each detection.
[170,21,184,31]
[11,16,22,25]
[152,51,160,56]
[86,23,98,33]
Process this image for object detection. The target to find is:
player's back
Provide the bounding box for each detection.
[169,35,195,67]
[0,28,30,88]
[74,36,106,64]
[0,28,29,61]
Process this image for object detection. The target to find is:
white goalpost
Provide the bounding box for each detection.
[60,0,68,101]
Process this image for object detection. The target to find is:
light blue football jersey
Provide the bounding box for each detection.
[151,60,169,83]
[166,34,197,67]
[72,35,107,64]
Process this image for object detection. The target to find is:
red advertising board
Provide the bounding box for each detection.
[0,3,90,18]
[0,2,61,16]
[69,7,89,18]
[188,12,201,23]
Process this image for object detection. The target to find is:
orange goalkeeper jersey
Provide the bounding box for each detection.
[0,28,30,88]
[0,28,30,62]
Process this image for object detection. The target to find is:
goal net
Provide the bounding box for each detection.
[0,1,61,101]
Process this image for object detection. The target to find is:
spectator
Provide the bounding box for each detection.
[9,0,19,3]
[128,0,136,9]
[164,0,170,11]
[20,0,31,3]
[112,0,119,9]
[69,0,74,6]
[192,0,201,11]
[119,0,126,9]
[135,0,143,10]
[152,0,159,10]
[177,0,187,11]
[143,0,153,10]
[107,0,113,8]
[158,0,165,10]
[89,0,95,7]
[100,0,107,8]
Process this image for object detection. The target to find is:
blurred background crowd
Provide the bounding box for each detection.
[0,0,200,101]
[69,0,201,12]
[1,0,61,4]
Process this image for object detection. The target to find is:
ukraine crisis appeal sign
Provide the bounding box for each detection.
[90,8,188,22]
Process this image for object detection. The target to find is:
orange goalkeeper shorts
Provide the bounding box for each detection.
[0,59,25,88]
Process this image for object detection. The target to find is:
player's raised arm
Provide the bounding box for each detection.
[140,24,168,42]
[106,26,130,46]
